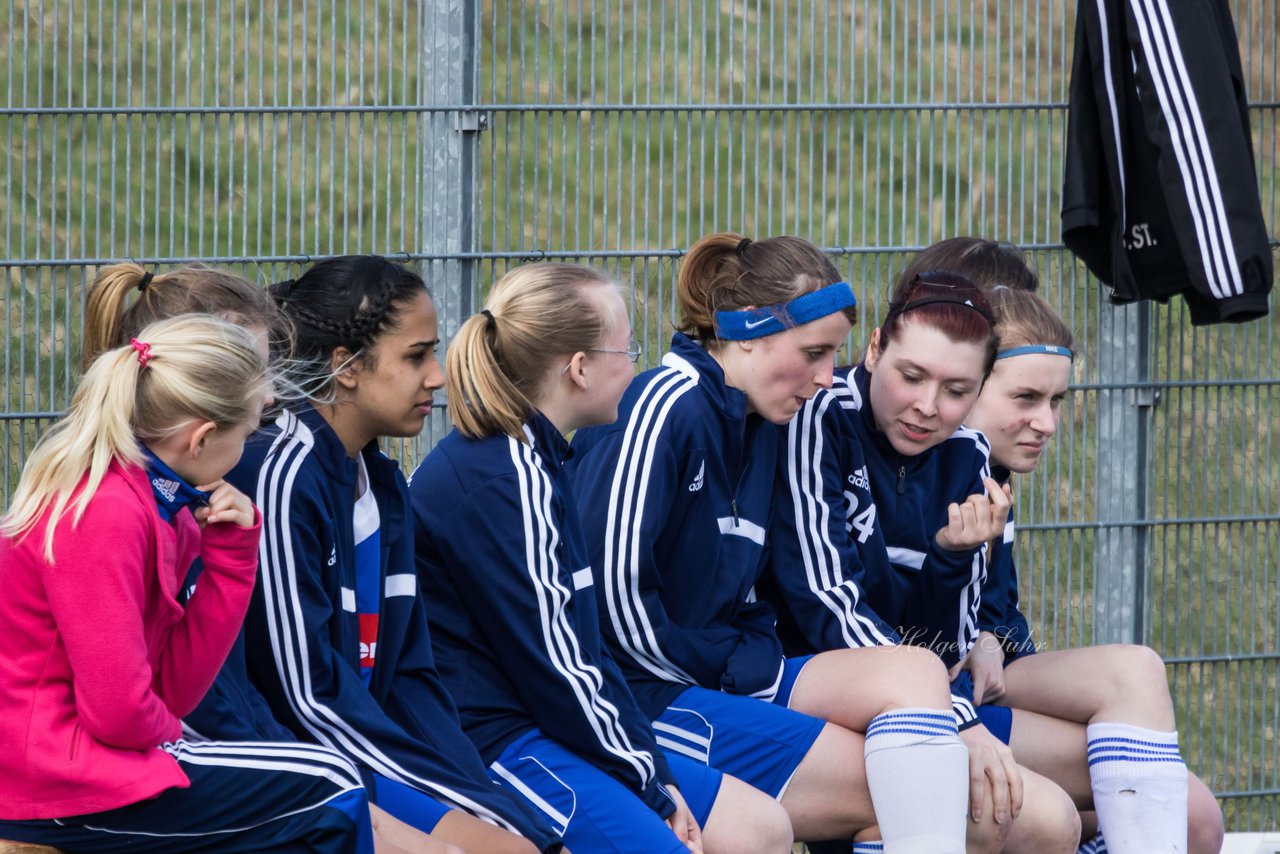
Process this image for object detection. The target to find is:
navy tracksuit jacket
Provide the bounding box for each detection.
[568,334,786,719]
[228,405,561,852]
[409,411,677,819]
[765,366,993,725]
[975,467,1035,663]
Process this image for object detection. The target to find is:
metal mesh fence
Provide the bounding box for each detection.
[3,0,1277,831]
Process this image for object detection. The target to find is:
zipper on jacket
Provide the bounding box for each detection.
[728,416,753,527]
[896,466,907,494]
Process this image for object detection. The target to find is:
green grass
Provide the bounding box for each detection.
[3,0,1278,830]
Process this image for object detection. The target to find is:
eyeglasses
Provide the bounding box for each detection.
[587,343,643,364]
[563,343,643,374]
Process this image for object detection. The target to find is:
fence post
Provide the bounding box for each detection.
[1092,299,1153,645]
[417,0,479,452]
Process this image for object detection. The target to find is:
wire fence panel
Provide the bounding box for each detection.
[472,0,1278,831]
[2,0,1277,831]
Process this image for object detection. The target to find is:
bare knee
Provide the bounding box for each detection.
[965,812,1010,854]
[705,797,793,854]
[1002,777,1080,854]
[1186,775,1224,854]
[880,645,952,710]
[1008,805,1080,853]
[1100,644,1169,695]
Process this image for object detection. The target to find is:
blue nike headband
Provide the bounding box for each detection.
[996,344,1074,361]
[714,281,858,341]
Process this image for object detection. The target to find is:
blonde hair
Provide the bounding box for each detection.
[4,314,270,561]
[448,262,616,440]
[988,285,1075,353]
[82,261,285,369]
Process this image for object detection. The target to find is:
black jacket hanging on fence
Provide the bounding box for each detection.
[1061,0,1273,325]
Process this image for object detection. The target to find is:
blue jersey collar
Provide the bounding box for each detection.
[141,446,211,522]
[524,409,573,468]
[662,332,750,421]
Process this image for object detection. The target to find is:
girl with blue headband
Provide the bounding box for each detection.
[568,232,972,852]
[963,284,1223,854]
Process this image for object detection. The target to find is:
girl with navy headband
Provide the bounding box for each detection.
[771,259,1089,854]
[411,262,794,853]
[963,285,1223,854]
[568,232,973,853]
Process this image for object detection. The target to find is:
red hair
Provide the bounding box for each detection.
[878,271,999,378]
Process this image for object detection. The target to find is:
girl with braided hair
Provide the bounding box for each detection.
[227,255,564,854]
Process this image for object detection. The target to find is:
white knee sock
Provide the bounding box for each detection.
[852,842,885,853]
[862,708,968,854]
[1087,722,1187,854]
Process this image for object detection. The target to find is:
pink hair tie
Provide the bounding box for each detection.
[130,338,154,369]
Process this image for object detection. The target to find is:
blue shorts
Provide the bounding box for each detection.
[976,704,1013,744]
[488,728,722,854]
[653,684,826,799]
[773,654,815,709]
[373,773,452,833]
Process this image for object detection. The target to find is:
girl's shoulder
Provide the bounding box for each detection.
[38,462,156,551]
[84,461,154,517]
[932,424,993,486]
[940,424,992,463]
[627,362,719,427]
[227,413,347,518]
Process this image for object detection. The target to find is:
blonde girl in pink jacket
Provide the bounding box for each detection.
[0,315,377,853]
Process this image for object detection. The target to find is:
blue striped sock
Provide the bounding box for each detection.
[1086,723,1186,854]
[863,708,967,853]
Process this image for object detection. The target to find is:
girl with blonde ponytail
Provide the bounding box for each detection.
[0,315,377,853]
[79,261,454,854]
[413,261,793,853]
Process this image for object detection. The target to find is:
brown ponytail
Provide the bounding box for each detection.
[676,232,852,344]
[82,262,283,370]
